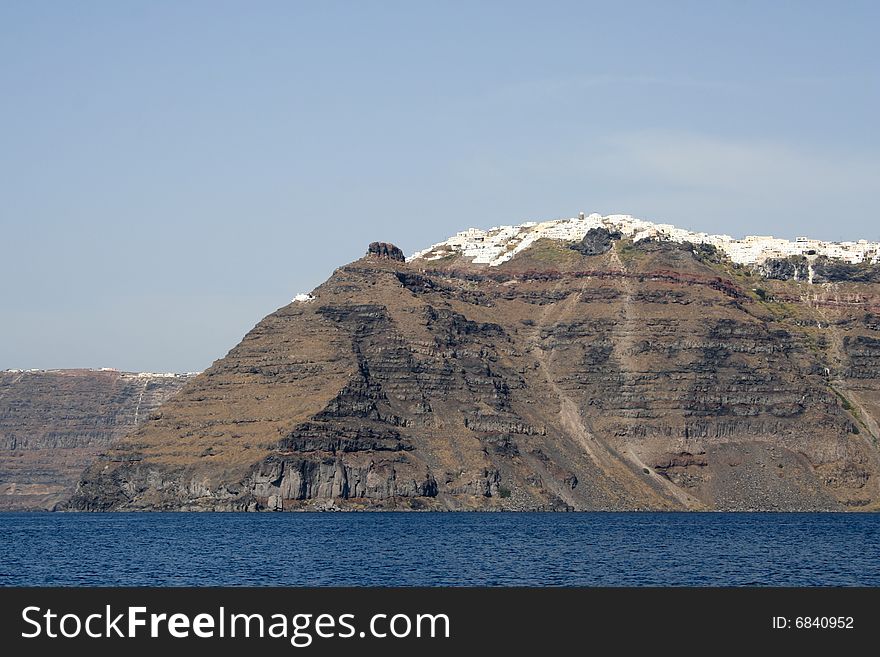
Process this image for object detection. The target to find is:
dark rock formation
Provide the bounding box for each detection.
[251,456,438,510]
[0,370,193,510]
[367,242,405,261]
[760,257,810,281]
[844,336,880,379]
[759,256,880,283]
[67,238,880,512]
[569,227,622,256]
[811,258,880,284]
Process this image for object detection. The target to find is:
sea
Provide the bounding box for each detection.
[2,512,878,587]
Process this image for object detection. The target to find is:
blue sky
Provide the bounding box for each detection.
[2,1,878,371]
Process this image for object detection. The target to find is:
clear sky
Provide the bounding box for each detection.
[2,1,878,372]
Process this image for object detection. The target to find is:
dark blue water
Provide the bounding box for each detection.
[2,512,878,586]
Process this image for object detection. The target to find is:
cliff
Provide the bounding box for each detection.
[0,370,193,510]
[65,234,880,511]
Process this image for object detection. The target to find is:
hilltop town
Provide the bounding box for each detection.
[409,213,880,268]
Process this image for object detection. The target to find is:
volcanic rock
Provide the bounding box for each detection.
[367,242,405,261]
[570,227,622,256]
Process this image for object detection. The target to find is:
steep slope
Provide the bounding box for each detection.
[67,236,880,511]
[0,370,193,510]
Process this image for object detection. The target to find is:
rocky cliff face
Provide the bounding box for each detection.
[0,370,193,510]
[761,256,880,284]
[67,237,880,511]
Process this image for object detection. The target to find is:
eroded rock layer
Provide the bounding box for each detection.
[0,370,192,509]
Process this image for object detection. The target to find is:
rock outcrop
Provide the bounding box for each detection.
[67,236,880,511]
[569,227,622,256]
[759,256,880,284]
[760,257,811,281]
[367,242,405,261]
[0,370,193,510]
[812,258,880,284]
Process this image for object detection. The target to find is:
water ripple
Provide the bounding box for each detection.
[1,512,878,586]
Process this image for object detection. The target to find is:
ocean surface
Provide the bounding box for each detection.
[2,512,878,586]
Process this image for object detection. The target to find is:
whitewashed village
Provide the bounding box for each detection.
[407,212,880,269]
